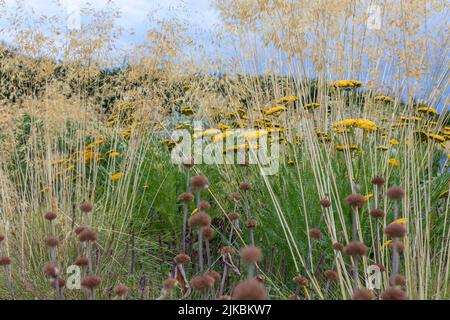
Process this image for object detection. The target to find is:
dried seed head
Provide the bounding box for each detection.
[386,186,405,200]
[44,211,57,221]
[191,275,215,292]
[205,270,221,282]
[240,246,262,264]
[0,235,5,242]
[74,226,86,235]
[79,202,94,213]
[202,226,215,239]
[319,198,332,208]
[188,212,211,227]
[344,241,368,256]
[239,183,252,191]
[81,275,102,289]
[0,256,12,266]
[324,270,338,280]
[332,242,344,251]
[352,288,374,300]
[221,246,235,256]
[182,158,195,169]
[199,200,211,211]
[389,274,406,286]
[244,219,257,228]
[78,228,98,242]
[230,192,241,201]
[178,192,194,203]
[232,279,267,300]
[45,235,60,248]
[294,275,308,287]
[344,193,367,208]
[371,176,385,186]
[163,278,178,289]
[391,240,404,253]
[384,223,407,238]
[51,277,66,288]
[228,212,240,221]
[309,228,323,240]
[190,175,209,190]
[174,253,191,265]
[113,284,129,296]
[381,287,408,300]
[74,256,89,267]
[370,208,385,219]
[43,262,59,277]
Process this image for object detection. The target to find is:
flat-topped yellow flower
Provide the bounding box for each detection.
[107,151,120,158]
[389,158,399,167]
[193,128,221,139]
[212,131,234,142]
[239,129,268,140]
[336,145,358,151]
[329,80,363,88]
[217,124,231,131]
[276,95,298,104]
[417,107,437,116]
[427,133,445,142]
[374,95,393,103]
[111,172,122,181]
[264,106,287,116]
[390,138,399,145]
[355,119,377,131]
[377,146,389,151]
[304,103,320,109]
[392,218,408,224]
[181,106,194,115]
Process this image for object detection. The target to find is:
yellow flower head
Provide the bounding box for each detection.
[389,158,399,167]
[111,172,122,181]
[264,106,287,116]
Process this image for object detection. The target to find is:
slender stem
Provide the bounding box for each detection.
[87,242,93,274]
[198,227,204,272]
[352,255,359,289]
[182,202,188,253]
[219,262,228,296]
[205,238,211,269]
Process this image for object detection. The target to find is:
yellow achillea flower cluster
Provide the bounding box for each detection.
[374,95,393,103]
[417,107,437,116]
[181,106,194,115]
[329,80,363,88]
[264,106,287,116]
[332,118,377,131]
[336,145,358,151]
[304,103,320,109]
[389,158,399,167]
[275,95,298,104]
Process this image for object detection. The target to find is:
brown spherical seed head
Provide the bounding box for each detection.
[45,235,59,248]
[384,223,407,238]
[352,288,374,300]
[240,246,262,264]
[386,186,405,200]
[182,158,195,169]
[371,176,385,186]
[370,208,385,219]
[294,275,308,287]
[344,241,368,256]
[81,275,102,289]
[74,226,86,235]
[344,193,367,208]
[74,256,89,267]
[239,183,252,191]
[191,275,215,292]
[0,235,5,242]
[43,262,59,278]
[178,192,194,203]
[332,242,344,251]
[199,200,211,211]
[390,274,406,286]
[244,219,257,228]
[205,270,221,282]
[221,246,235,256]
[188,212,211,227]
[324,270,338,280]
[78,228,98,242]
[174,253,191,265]
[44,211,57,221]
[51,277,66,288]
[0,256,12,266]
[376,263,386,272]
[228,212,240,221]
[79,202,94,213]
[320,198,332,208]
[202,226,215,239]
[230,192,241,201]
[163,278,178,289]
[232,279,267,300]
[309,228,323,240]
[381,287,408,300]
[190,175,209,191]
[113,284,129,296]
